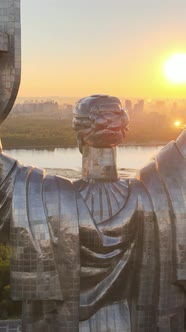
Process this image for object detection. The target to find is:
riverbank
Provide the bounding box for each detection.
[45,168,136,179]
[4,145,164,173]
[3,141,167,150]
[0,116,182,149]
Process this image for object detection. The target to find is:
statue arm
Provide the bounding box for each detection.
[156,130,186,287]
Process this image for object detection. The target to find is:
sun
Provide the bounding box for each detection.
[164,53,186,84]
[174,120,181,127]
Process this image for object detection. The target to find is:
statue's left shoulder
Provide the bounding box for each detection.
[176,129,186,158]
[138,132,186,211]
[154,131,186,201]
[156,131,186,173]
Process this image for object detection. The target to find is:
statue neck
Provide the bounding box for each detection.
[82,145,118,181]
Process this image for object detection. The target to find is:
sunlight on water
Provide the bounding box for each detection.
[4,145,164,171]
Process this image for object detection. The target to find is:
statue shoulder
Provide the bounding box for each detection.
[138,133,186,207]
[156,134,186,180]
[0,152,19,186]
[139,135,186,181]
[176,129,186,158]
[43,174,75,220]
[0,153,21,242]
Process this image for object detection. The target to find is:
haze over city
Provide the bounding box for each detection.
[18,0,186,99]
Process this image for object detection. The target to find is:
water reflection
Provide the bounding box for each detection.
[4,145,164,171]
[117,145,163,170]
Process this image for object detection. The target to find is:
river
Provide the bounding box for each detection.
[4,145,164,172]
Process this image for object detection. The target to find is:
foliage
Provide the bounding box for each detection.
[0,117,77,148]
[0,244,21,319]
[0,114,183,149]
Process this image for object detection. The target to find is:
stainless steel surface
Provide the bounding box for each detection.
[0,130,184,331]
[0,94,185,331]
[0,2,186,330]
[72,94,129,153]
[82,145,118,181]
[0,0,21,123]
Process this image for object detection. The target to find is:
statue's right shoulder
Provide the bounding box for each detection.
[43,174,75,209]
[0,152,19,187]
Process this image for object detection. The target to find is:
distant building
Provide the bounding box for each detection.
[125,99,132,112]
[133,99,144,113]
[11,101,59,117]
[148,112,167,127]
[155,100,166,113]
[59,104,73,119]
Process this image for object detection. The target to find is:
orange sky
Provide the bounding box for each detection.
[18,0,186,99]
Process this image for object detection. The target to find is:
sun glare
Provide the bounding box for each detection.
[164,53,186,84]
[174,120,181,127]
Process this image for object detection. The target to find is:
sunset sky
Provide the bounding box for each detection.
[18,0,186,99]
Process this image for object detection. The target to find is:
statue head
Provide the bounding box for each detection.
[72,94,129,153]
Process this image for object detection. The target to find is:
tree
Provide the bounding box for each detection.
[0,244,21,319]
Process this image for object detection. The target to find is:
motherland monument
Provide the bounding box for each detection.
[0,1,186,332]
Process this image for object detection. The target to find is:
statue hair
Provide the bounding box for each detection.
[72,95,129,151]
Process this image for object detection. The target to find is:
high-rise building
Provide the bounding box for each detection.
[133,99,144,113]
[125,99,132,112]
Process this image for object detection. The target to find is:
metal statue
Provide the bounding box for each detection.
[0,1,186,332]
[0,0,21,123]
[0,95,185,332]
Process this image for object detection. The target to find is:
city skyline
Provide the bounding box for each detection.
[18,0,186,99]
